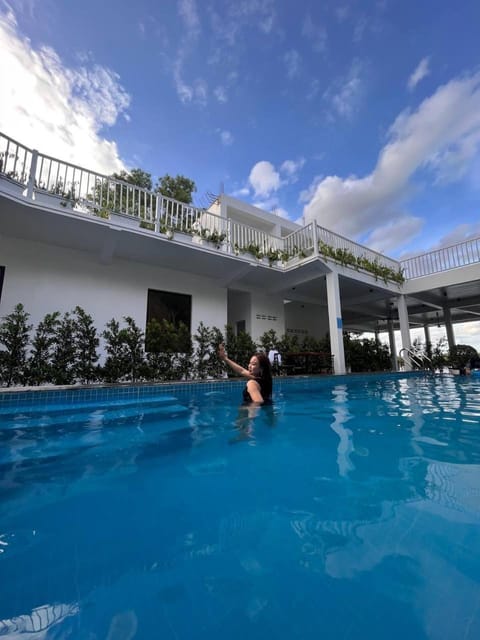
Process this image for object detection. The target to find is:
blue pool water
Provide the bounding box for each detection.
[1,374,480,639]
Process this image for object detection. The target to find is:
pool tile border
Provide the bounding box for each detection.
[0,372,421,409]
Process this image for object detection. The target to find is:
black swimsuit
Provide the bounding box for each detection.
[242,377,272,404]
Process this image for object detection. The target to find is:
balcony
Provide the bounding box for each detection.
[0,131,407,286]
[2,131,480,334]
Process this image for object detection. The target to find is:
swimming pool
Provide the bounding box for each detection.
[1,373,479,639]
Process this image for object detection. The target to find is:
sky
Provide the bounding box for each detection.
[1,0,479,349]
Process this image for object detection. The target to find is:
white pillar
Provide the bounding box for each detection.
[326,271,346,374]
[423,324,431,347]
[443,306,455,350]
[423,324,431,357]
[387,318,398,371]
[397,294,412,371]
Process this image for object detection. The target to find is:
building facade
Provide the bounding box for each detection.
[1,132,479,374]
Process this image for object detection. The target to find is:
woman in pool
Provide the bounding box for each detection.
[218,343,272,404]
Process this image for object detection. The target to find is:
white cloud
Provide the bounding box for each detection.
[335,6,349,22]
[251,196,289,218]
[280,158,305,182]
[429,222,480,250]
[178,0,200,35]
[209,0,276,46]
[302,14,327,53]
[353,16,368,43]
[214,86,228,103]
[284,49,301,79]
[248,161,281,197]
[218,130,234,146]
[232,185,250,197]
[307,78,320,100]
[173,53,208,105]
[364,215,424,254]
[299,175,324,203]
[408,57,430,91]
[324,59,364,120]
[399,221,480,260]
[303,72,480,250]
[173,0,209,105]
[0,8,128,174]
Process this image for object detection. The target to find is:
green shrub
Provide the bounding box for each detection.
[0,303,32,386]
[27,311,61,385]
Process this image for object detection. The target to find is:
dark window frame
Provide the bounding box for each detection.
[0,266,4,303]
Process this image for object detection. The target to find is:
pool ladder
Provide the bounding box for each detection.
[399,347,435,373]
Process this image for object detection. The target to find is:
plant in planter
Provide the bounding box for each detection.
[266,247,281,266]
[318,241,336,261]
[319,241,406,285]
[139,218,156,231]
[291,245,309,260]
[448,344,478,372]
[194,227,226,248]
[245,243,263,260]
[208,229,227,249]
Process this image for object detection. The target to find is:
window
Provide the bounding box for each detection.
[147,289,192,329]
[146,289,192,352]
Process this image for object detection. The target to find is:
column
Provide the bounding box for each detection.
[397,294,412,371]
[423,324,431,357]
[443,306,455,350]
[387,318,398,371]
[326,271,346,374]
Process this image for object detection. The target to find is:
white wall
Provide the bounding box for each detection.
[227,290,251,333]
[284,301,329,341]
[0,236,227,356]
[249,293,286,343]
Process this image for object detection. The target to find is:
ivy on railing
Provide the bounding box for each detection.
[318,241,405,284]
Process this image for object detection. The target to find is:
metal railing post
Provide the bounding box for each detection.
[226,217,232,253]
[26,149,38,200]
[155,194,161,233]
[312,222,319,257]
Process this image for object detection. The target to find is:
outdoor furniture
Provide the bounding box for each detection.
[282,351,334,375]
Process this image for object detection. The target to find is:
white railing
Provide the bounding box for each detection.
[230,221,283,255]
[0,131,157,220]
[284,223,315,257]
[35,150,157,221]
[0,133,33,186]
[317,225,401,271]
[401,237,480,279]
[10,130,476,281]
[160,196,201,232]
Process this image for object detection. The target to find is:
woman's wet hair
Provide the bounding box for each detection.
[254,352,272,379]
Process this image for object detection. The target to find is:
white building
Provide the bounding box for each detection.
[1,131,479,374]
